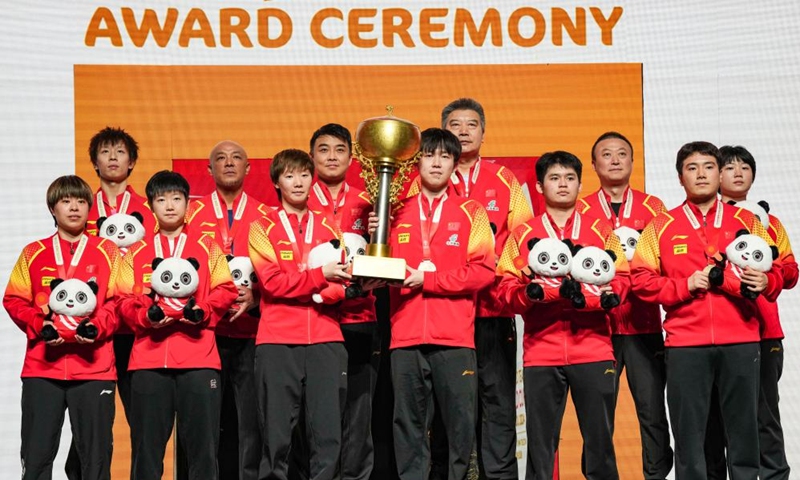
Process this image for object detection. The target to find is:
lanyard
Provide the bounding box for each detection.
[417,193,446,260]
[211,191,248,253]
[96,190,131,217]
[278,210,314,271]
[312,182,347,236]
[52,234,89,279]
[450,159,481,197]
[154,232,187,258]
[597,188,633,228]
[542,212,581,241]
[682,200,724,260]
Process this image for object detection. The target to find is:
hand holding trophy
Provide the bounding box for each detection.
[351,106,421,282]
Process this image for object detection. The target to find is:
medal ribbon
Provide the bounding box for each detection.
[52,234,89,279]
[450,159,481,197]
[278,210,315,271]
[96,190,131,217]
[312,182,348,238]
[541,212,581,241]
[682,200,724,260]
[597,188,633,228]
[153,232,187,259]
[211,191,248,253]
[418,193,446,261]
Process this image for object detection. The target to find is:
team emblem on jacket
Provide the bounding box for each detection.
[351,218,364,231]
[446,234,460,247]
[486,199,499,212]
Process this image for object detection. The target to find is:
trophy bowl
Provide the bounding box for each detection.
[351,109,421,282]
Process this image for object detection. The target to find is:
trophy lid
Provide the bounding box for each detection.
[355,106,421,162]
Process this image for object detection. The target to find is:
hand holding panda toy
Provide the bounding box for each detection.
[97,212,146,254]
[565,245,621,311]
[41,278,99,344]
[523,237,575,302]
[147,257,204,325]
[708,229,777,300]
[307,233,369,305]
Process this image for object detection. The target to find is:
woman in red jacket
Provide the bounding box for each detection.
[3,175,121,480]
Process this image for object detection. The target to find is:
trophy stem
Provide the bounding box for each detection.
[370,165,396,254]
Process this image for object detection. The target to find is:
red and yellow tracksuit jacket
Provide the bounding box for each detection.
[249,207,343,345]
[388,194,495,350]
[4,234,121,380]
[631,200,783,347]
[497,211,630,367]
[116,228,238,370]
[308,181,376,325]
[578,187,667,335]
[186,190,271,338]
[408,159,532,318]
[757,213,798,340]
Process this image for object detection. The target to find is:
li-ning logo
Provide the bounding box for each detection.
[462,370,475,376]
[352,218,364,231]
[446,234,460,247]
[604,368,616,375]
[486,199,499,212]
[210,379,218,389]
[100,390,113,396]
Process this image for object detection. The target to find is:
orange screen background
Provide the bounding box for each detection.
[75,63,646,479]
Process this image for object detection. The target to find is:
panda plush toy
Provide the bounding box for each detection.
[226,255,260,317]
[708,229,778,300]
[41,278,99,342]
[307,233,369,304]
[97,212,146,253]
[729,200,770,229]
[523,237,575,302]
[147,257,203,323]
[614,226,642,262]
[566,245,621,310]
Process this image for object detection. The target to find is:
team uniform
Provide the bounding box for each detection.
[307,181,378,480]
[3,233,121,480]
[631,200,784,480]
[116,228,238,480]
[187,190,270,480]
[497,211,629,480]
[705,212,798,480]
[410,159,532,479]
[578,188,673,479]
[249,207,347,480]
[388,193,495,480]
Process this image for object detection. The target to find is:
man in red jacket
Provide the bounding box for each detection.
[704,145,798,480]
[497,151,628,480]
[249,149,352,480]
[116,171,238,480]
[578,131,673,479]
[387,128,495,480]
[186,140,270,480]
[631,141,783,480]
[306,124,378,480]
[4,175,121,480]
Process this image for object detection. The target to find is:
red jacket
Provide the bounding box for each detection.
[579,187,667,335]
[388,194,495,349]
[116,228,238,370]
[757,213,798,339]
[408,159,533,318]
[249,207,343,345]
[186,190,271,338]
[307,181,376,325]
[3,233,121,380]
[498,211,630,367]
[631,200,783,347]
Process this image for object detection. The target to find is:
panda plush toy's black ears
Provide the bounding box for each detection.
[96,217,108,230]
[565,240,583,256]
[527,238,542,251]
[361,233,371,243]
[131,211,145,223]
[735,229,751,238]
[226,254,235,262]
[771,246,780,261]
[758,200,770,213]
[49,278,64,291]
[330,239,341,249]
[605,250,617,262]
[151,257,164,270]
[86,280,99,295]
[186,257,200,271]
[490,222,498,235]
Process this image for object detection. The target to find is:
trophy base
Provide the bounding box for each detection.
[351,255,407,282]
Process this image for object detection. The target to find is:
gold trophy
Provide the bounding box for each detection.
[351,106,421,281]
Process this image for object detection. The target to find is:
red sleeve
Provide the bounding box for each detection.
[3,246,46,340]
[495,226,536,312]
[197,240,239,327]
[630,221,694,307]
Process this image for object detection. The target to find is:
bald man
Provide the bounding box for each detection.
[186,141,271,480]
